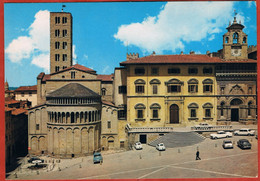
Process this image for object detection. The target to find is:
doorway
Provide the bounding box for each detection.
[170,104,179,124]
[231,108,239,121]
[139,134,147,144]
[108,140,114,150]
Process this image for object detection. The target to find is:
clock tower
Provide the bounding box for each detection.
[222,16,248,60]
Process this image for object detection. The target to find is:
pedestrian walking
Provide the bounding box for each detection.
[196,150,201,160]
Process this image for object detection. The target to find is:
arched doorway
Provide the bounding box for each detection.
[230,98,243,122]
[107,137,115,150]
[170,104,179,124]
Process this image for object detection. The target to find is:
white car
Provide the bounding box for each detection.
[234,128,255,136]
[134,142,143,150]
[210,131,232,139]
[222,140,233,149]
[194,123,213,129]
[156,143,166,151]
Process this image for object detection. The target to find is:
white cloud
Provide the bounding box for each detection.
[248,1,256,8]
[208,35,215,41]
[5,10,50,72]
[73,45,77,64]
[5,36,34,63]
[114,1,236,54]
[31,53,50,72]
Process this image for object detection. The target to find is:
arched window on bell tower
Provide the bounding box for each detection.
[243,37,247,43]
[225,37,229,44]
[233,32,239,44]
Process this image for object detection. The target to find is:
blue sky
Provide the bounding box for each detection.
[4,1,257,87]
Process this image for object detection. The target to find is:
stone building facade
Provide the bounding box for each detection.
[118,16,257,144]
[15,85,37,107]
[5,100,28,171]
[27,12,257,156]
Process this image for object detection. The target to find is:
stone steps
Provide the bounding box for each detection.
[148,132,205,148]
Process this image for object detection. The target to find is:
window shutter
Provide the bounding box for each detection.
[196,85,198,92]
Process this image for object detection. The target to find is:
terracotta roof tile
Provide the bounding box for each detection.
[5,107,13,112]
[43,74,51,81]
[97,74,114,81]
[120,54,257,65]
[15,85,37,92]
[5,99,20,105]
[102,100,116,107]
[51,64,96,76]
[12,108,28,116]
[37,72,45,79]
[72,64,96,72]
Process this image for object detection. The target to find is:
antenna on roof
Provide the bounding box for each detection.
[126,41,129,54]
[62,5,66,12]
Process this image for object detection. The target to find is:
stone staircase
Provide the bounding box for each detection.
[148,132,205,148]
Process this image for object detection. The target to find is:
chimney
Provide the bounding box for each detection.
[152,51,156,56]
[180,51,184,55]
[206,51,210,55]
[190,51,195,55]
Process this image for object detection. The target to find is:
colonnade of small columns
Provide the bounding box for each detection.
[47,97,100,105]
[48,110,101,124]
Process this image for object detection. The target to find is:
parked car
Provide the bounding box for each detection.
[156,143,166,151]
[134,142,143,150]
[194,123,213,129]
[210,131,232,139]
[222,140,233,149]
[93,152,103,164]
[237,139,251,149]
[234,128,255,136]
[28,157,44,164]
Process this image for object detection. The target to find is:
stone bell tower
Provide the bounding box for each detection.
[222,16,248,60]
[50,12,73,74]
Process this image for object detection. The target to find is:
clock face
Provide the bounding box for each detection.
[231,48,241,56]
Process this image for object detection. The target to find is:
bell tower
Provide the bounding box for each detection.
[222,16,248,60]
[50,12,73,74]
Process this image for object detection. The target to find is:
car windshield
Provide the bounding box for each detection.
[159,144,164,146]
[224,141,232,143]
[242,141,250,145]
[94,153,101,157]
